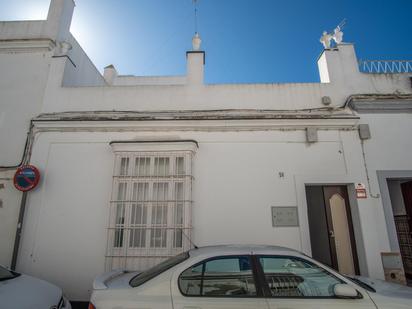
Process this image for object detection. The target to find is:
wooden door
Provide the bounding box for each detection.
[306,186,359,275]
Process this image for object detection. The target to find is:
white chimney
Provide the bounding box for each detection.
[46,0,75,42]
[104,64,118,85]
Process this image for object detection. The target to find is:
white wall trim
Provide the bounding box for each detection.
[110,140,198,153]
[0,39,56,53]
[32,118,359,132]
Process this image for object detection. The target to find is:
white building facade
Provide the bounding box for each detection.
[1,0,412,302]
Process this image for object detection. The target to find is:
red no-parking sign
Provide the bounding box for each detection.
[13,165,40,192]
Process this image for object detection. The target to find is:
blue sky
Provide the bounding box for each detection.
[0,0,411,83]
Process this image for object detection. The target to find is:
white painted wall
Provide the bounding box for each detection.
[38,44,411,113]
[0,52,52,165]
[0,50,53,265]
[358,114,412,253]
[0,0,76,268]
[0,170,22,268]
[16,126,392,300]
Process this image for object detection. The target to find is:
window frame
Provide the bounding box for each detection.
[178,255,265,298]
[110,154,190,251]
[255,255,359,299]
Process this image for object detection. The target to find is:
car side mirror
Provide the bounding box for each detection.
[334,283,360,299]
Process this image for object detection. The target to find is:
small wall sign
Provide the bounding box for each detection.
[13,165,40,192]
[271,206,299,227]
[355,183,367,199]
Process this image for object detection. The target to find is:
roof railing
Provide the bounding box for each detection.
[358,60,412,74]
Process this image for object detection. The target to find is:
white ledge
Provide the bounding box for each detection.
[0,39,56,53]
[110,139,198,153]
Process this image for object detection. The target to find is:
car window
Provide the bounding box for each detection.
[179,256,257,297]
[130,251,189,287]
[0,266,18,281]
[258,256,343,297]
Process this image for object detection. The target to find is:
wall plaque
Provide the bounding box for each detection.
[271,206,299,227]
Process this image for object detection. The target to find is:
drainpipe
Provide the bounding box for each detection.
[10,192,28,270]
[6,121,36,270]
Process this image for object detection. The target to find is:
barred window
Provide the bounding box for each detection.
[106,142,196,271]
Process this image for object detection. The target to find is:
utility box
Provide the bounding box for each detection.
[358,124,371,140]
[306,128,318,143]
[381,252,407,285]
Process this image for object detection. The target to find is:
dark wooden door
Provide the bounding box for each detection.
[306,185,359,275]
[306,186,333,268]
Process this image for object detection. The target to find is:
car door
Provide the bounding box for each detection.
[256,255,376,309]
[171,255,269,309]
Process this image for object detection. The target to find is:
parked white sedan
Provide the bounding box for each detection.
[0,265,71,309]
[89,245,412,309]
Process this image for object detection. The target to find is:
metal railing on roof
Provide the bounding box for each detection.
[358,60,412,74]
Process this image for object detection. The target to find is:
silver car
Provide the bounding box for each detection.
[0,265,71,309]
[90,245,412,309]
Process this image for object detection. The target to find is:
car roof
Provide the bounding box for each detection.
[188,244,304,258]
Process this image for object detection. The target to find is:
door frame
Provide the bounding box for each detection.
[377,170,412,252]
[295,175,369,276]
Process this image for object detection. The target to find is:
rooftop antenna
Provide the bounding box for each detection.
[182,229,199,249]
[191,0,202,50]
[332,19,346,44]
[193,0,199,34]
[336,18,346,30]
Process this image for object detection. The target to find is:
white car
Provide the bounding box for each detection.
[0,265,71,309]
[89,245,412,309]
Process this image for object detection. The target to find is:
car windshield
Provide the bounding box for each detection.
[0,266,19,281]
[130,251,190,287]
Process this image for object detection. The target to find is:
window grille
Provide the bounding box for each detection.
[106,151,194,271]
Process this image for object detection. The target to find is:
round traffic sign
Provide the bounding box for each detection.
[13,165,40,192]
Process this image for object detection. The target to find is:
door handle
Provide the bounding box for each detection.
[329,230,335,238]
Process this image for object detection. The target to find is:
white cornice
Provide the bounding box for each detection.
[32,118,359,132]
[110,140,198,153]
[0,39,55,53]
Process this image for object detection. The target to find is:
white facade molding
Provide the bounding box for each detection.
[0,39,56,53]
[32,110,360,132]
[349,98,412,113]
[110,140,198,153]
[32,118,359,132]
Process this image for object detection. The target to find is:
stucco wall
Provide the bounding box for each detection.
[0,51,52,265]
[0,52,52,165]
[16,127,395,300]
